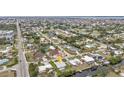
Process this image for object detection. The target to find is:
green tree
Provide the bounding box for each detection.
[29,63,38,77]
[108,56,122,65]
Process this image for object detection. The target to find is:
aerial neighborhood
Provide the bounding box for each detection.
[0,16,124,77]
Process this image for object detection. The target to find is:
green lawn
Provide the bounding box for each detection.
[6,57,18,67]
[25,52,34,62]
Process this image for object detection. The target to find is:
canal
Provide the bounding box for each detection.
[72,65,109,77]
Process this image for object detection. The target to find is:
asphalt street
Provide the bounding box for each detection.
[16,20,29,77]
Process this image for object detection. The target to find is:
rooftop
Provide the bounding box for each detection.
[82,56,94,62]
[54,62,66,69]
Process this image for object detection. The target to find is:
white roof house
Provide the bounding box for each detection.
[49,46,55,50]
[38,66,46,73]
[69,58,82,66]
[0,30,14,41]
[114,50,123,55]
[85,44,95,48]
[54,62,66,70]
[103,61,110,65]
[81,56,94,63]
[38,64,52,73]
[98,44,107,49]
[110,47,116,50]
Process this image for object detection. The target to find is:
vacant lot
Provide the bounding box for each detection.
[0,70,16,77]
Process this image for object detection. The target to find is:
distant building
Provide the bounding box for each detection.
[0,30,14,41]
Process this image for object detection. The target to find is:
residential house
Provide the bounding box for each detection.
[54,62,66,70]
[38,64,53,73]
[81,55,95,63]
[0,30,14,42]
[69,58,82,66]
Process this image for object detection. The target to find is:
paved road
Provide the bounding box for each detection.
[16,20,29,77]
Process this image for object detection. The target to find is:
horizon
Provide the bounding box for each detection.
[0,16,124,19]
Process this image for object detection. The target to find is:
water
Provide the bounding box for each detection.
[72,66,109,77]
